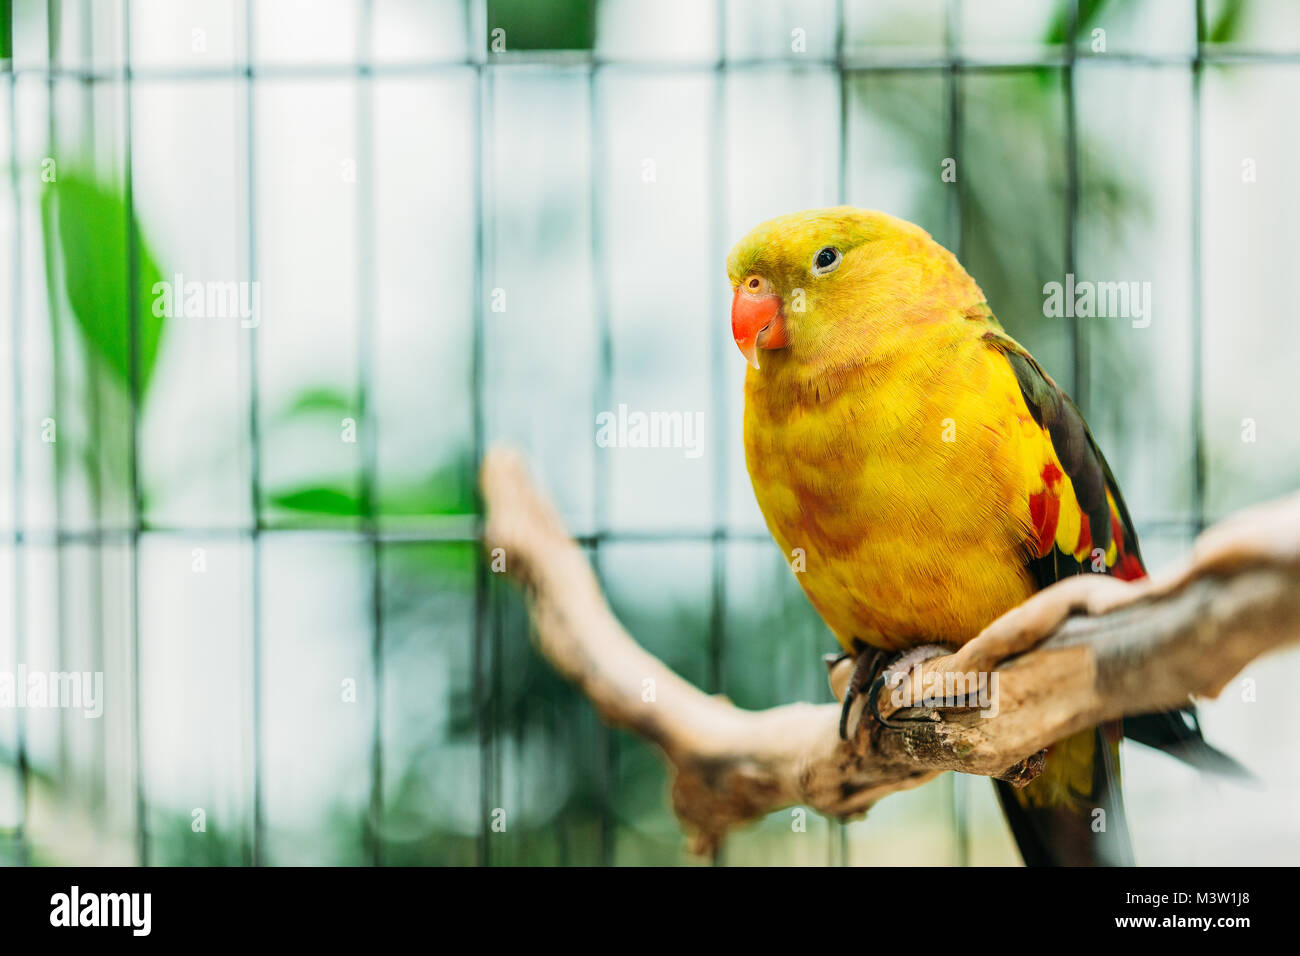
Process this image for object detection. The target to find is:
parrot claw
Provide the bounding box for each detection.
[867,672,916,731]
[839,643,956,739]
[863,644,955,734]
[838,644,888,740]
[832,642,956,738]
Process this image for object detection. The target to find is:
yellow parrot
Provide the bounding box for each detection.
[728,206,1241,866]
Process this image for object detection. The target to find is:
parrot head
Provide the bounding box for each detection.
[726,206,984,374]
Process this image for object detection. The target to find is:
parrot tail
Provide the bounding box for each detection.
[994,723,1133,867]
[1123,708,1255,781]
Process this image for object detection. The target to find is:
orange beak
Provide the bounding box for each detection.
[731,277,788,370]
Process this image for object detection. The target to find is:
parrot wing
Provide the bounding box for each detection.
[981,327,1246,866]
[983,327,1145,584]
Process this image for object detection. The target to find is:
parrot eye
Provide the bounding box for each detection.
[811,246,841,275]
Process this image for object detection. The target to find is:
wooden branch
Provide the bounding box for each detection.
[481,448,1300,856]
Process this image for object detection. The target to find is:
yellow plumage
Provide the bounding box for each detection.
[730,207,1146,865]
[731,208,1095,652]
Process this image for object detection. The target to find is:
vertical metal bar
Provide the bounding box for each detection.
[1064,0,1086,413]
[707,0,727,704]
[835,0,847,205]
[1191,0,1206,533]
[83,0,109,834]
[6,48,30,866]
[38,7,60,864]
[707,0,729,868]
[587,51,615,867]
[243,0,265,867]
[945,0,963,257]
[121,0,147,866]
[944,0,969,869]
[75,0,98,810]
[43,0,82,821]
[470,0,492,866]
[589,55,610,543]
[355,0,384,867]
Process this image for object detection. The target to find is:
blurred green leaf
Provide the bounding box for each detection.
[1045,0,1113,45]
[1,0,12,60]
[42,173,167,396]
[1207,0,1246,44]
[274,386,357,420]
[1044,0,1245,48]
[488,0,594,51]
[268,458,477,519]
[269,486,360,516]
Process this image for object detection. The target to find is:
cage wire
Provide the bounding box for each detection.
[3,0,1291,865]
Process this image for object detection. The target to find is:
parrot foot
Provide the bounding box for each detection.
[866,644,954,732]
[838,642,890,740]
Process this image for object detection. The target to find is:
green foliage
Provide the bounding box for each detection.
[488,0,594,51]
[41,173,167,396]
[273,386,356,419]
[1042,0,1245,48]
[265,387,475,522]
[1207,0,1246,44]
[1,0,12,60]
[269,485,361,516]
[267,453,476,520]
[1044,0,1113,46]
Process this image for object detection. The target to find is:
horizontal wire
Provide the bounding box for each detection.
[2,47,1300,84]
[0,519,1206,547]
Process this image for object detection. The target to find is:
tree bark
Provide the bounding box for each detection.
[480,448,1300,856]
